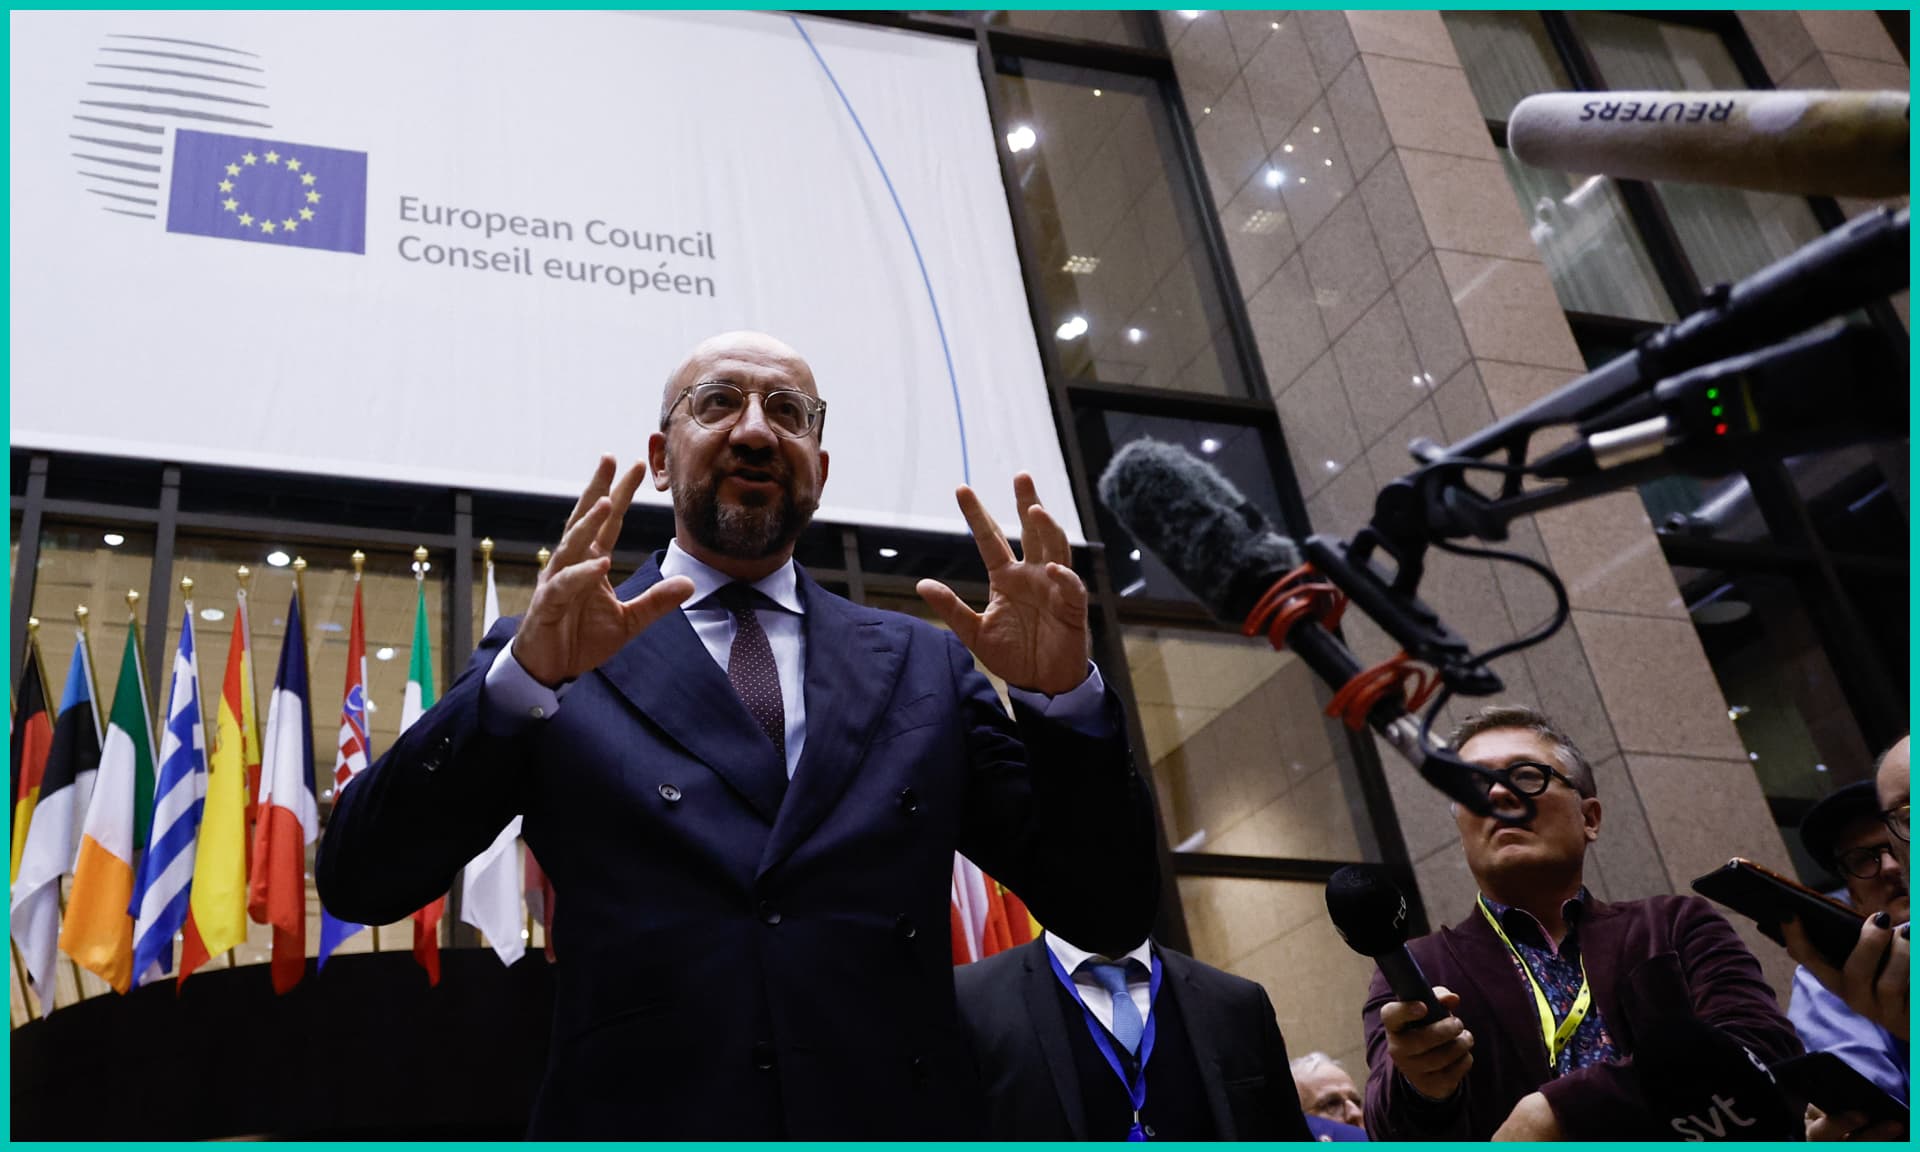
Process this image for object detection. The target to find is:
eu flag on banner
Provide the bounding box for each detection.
[166,129,368,254]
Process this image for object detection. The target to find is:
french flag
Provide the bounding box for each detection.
[248,591,317,993]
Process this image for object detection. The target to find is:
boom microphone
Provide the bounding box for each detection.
[1095,440,1380,722]
[1097,438,1519,820]
[1325,864,1451,1026]
[1507,89,1908,199]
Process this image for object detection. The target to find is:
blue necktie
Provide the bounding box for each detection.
[1086,960,1144,1055]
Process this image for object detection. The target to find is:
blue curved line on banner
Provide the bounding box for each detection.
[791,15,970,485]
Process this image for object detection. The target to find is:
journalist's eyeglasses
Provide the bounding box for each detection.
[1487,760,1580,798]
[665,381,826,439]
[1834,842,1899,881]
[1883,803,1910,844]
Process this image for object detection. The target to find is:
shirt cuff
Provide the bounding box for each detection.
[483,640,566,733]
[1006,662,1110,738]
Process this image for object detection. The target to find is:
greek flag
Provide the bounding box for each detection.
[129,605,207,987]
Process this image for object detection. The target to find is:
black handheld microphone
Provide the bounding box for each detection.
[1325,864,1451,1027]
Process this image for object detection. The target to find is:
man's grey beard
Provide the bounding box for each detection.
[678,475,818,560]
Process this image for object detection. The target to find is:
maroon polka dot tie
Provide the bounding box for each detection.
[714,583,786,767]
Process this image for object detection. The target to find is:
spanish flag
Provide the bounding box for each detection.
[180,586,260,983]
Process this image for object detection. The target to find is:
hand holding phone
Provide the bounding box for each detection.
[1690,857,1865,969]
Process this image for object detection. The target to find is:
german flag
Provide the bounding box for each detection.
[9,639,53,882]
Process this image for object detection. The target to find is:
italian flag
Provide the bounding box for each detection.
[404,580,445,984]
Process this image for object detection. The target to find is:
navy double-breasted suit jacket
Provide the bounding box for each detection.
[316,558,1161,1138]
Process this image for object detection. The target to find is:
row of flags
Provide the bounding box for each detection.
[13,546,1036,1017]
[8,551,550,1018]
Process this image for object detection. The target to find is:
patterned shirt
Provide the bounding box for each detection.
[1481,890,1620,1076]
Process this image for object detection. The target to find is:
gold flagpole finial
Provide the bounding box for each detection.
[414,546,429,582]
[180,576,194,597]
[74,605,88,625]
[236,565,252,589]
[126,589,141,612]
[351,550,366,580]
[537,547,552,571]
[291,557,307,576]
[479,538,495,566]
[27,616,39,635]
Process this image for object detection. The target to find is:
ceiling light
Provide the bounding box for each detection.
[1324,158,1333,166]
[200,607,225,622]
[1126,327,1145,343]
[1129,549,1141,561]
[1270,21,1279,29]
[1199,437,1221,454]
[1202,107,1212,115]
[1325,460,1339,471]
[1005,124,1036,153]
[1241,209,1285,235]
[1093,88,1102,97]
[1055,315,1089,341]
[1062,254,1101,274]
[877,547,900,559]
[102,532,125,547]
[1311,125,1321,134]
[376,646,396,661]
[1297,176,1307,184]
[1263,167,1283,188]
[266,551,291,567]
[1177,10,1202,18]
[1282,144,1294,153]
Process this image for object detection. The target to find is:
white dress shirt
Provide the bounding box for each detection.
[484,540,1112,770]
[1044,930,1154,1037]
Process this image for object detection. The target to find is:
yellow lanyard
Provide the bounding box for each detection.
[1478,898,1592,1072]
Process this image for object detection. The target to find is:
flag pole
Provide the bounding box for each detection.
[529,547,551,947]
[182,577,213,766]
[412,547,441,959]
[347,550,375,957]
[226,567,252,972]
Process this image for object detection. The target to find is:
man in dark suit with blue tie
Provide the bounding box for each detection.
[317,331,1160,1139]
[954,929,1315,1140]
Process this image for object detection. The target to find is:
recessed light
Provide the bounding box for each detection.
[200,607,225,622]
[1282,144,1294,153]
[102,533,125,547]
[1055,315,1089,341]
[1129,549,1141,561]
[266,551,291,567]
[1311,125,1321,134]
[1199,438,1221,455]
[1005,124,1036,153]
[1093,88,1102,97]
[1126,327,1145,343]
[376,646,396,662]
[1264,167,1283,188]
[1324,158,1333,167]
[878,547,900,559]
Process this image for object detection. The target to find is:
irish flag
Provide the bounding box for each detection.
[249,591,316,994]
[61,623,155,993]
[459,555,525,966]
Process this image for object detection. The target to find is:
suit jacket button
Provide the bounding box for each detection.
[658,783,682,803]
[895,913,916,940]
[898,788,919,814]
[753,1040,776,1070]
[758,900,782,926]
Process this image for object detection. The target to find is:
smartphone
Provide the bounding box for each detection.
[1771,1052,1908,1127]
[1690,857,1866,969]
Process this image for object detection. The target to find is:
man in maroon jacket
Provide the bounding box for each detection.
[1360,706,1802,1140]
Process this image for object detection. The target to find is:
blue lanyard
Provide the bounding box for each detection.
[1046,946,1163,1141]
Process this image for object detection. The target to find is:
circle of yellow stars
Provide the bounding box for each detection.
[218,148,322,238]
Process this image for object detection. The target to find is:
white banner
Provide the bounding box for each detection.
[10,11,1080,539]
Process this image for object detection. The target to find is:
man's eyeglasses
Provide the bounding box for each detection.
[1834,842,1900,881]
[666,381,826,439]
[1487,760,1581,797]
[1883,802,1910,844]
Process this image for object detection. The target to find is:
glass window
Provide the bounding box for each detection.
[1569,12,1827,293]
[1177,874,1380,1069]
[995,59,1246,395]
[1442,11,1572,122]
[1126,624,1376,863]
[986,10,1150,47]
[1497,150,1677,324]
[1076,409,1293,603]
